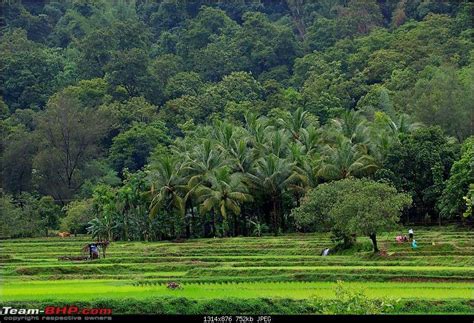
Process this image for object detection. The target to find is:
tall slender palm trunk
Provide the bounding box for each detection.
[233,213,237,236]
[211,209,216,237]
[271,197,279,236]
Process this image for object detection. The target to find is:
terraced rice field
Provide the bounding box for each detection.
[1,227,473,314]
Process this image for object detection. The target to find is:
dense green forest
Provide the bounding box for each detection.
[0,0,473,242]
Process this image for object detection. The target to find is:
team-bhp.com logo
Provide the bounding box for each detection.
[1,306,112,315]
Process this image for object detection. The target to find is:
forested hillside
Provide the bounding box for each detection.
[1,0,473,240]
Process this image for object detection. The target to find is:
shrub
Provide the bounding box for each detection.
[317,280,399,314]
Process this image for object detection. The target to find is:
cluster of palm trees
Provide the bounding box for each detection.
[147,108,421,237]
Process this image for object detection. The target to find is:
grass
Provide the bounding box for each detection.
[1,226,473,314]
[2,281,472,301]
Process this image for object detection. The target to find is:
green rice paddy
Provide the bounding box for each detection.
[1,227,473,313]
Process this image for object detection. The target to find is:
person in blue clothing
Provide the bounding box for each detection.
[411,239,418,249]
[89,243,99,259]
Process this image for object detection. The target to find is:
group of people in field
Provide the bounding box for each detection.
[321,228,418,256]
[396,228,417,249]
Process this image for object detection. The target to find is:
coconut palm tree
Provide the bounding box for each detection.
[213,120,235,151]
[250,154,305,235]
[183,139,227,206]
[264,128,290,158]
[195,167,253,236]
[298,125,321,155]
[318,137,378,180]
[149,156,187,219]
[278,107,310,140]
[386,113,423,138]
[368,112,423,166]
[245,112,268,152]
[87,215,116,241]
[329,110,369,144]
[227,138,255,174]
[288,143,318,190]
[186,139,225,186]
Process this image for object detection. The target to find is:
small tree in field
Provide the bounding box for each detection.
[293,178,412,252]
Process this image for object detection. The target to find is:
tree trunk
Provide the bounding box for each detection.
[190,205,195,237]
[369,233,379,253]
[211,209,216,237]
[232,214,237,237]
[185,216,190,238]
[242,212,248,237]
[271,197,280,236]
[123,214,128,241]
[108,228,113,242]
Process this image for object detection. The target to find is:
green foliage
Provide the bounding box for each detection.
[109,122,170,174]
[249,220,269,237]
[438,137,474,219]
[318,137,378,180]
[1,127,36,194]
[407,65,473,141]
[293,178,412,252]
[463,184,474,219]
[33,92,110,203]
[305,0,383,52]
[0,97,9,119]
[164,72,204,100]
[381,127,459,222]
[37,195,62,236]
[0,194,27,238]
[88,184,118,241]
[0,193,61,238]
[319,281,398,314]
[61,199,94,234]
[235,12,300,75]
[105,48,151,98]
[62,78,111,107]
[0,29,64,110]
[100,96,159,133]
[1,0,471,242]
[195,167,253,236]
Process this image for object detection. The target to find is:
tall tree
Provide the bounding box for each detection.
[195,168,253,237]
[438,137,474,219]
[250,154,304,235]
[293,178,412,252]
[318,137,378,181]
[408,65,473,141]
[149,156,187,220]
[34,92,109,203]
[381,127,459,223]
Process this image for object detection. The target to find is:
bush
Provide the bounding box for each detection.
[317,280,398,314]
[61,199,94,235]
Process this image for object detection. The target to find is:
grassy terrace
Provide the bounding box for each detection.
[1,227,473,314]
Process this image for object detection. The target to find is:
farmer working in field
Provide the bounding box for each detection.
[408,228,414,241]
[89,243,99,259]
[396,235,409,243]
